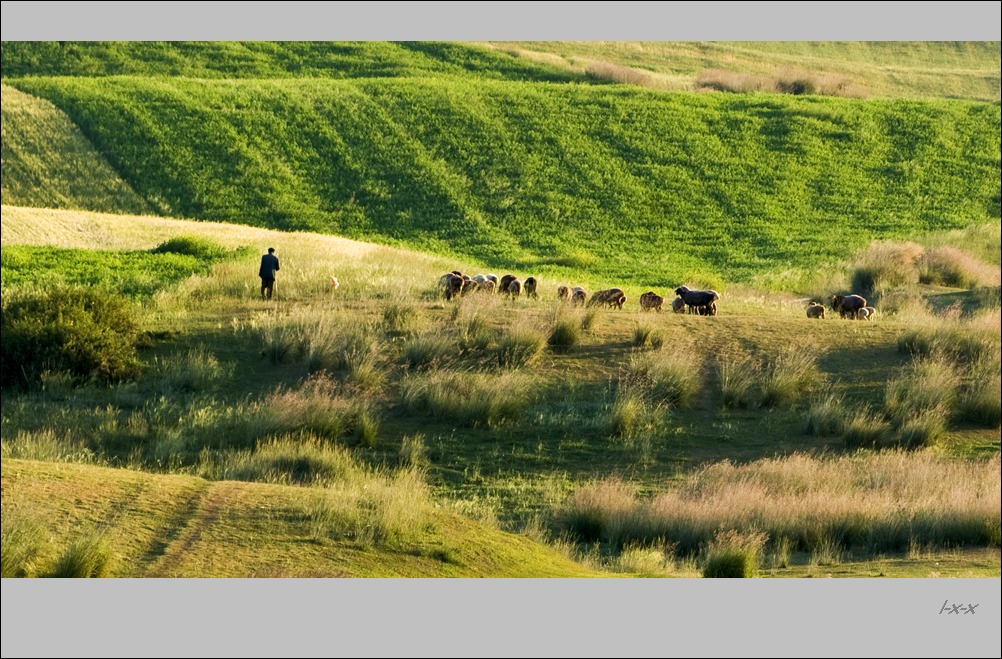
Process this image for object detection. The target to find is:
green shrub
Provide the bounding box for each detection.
[1,285,141,389]
[702,529,766,578]
[547,317,580,353]
[1,508,46,578]
[150,235,228,260]
[47,532,114,578]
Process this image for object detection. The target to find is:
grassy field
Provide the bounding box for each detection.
[2,207,998,577]
[4,75,998,288]
[1,41,999,578]
[482,41,1002,101]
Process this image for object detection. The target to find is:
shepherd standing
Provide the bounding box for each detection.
[259,247,280,300]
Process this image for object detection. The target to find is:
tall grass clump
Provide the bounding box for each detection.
[547,316,581,354]
[244,374,375,447]
[382,300,422,337]
[631,324,665,349]
[605,389,649,439]
[897,411,949,450]
[580,309,598,332]
[956,371,1001,428]
[402,333,456,370]
[554,478,636,543]
[760,349,823,408]
[1,506,47,577]
[46,531,114,578]
[717,355,759,408]
[1,284,140,389]
[154,346,228,393]
[884,357,960,428]
[850,241,924,296]
[495,324,547,369]
[199,432,365,485]
[919,246,1001,289]
[805,391,846,436]
[553,453,1000,557]
[701,529,767,578]
[627,350,702,409]
[841,408,893,449]
[304,467,432,547]
[398,433,430,468]
[400,370,539,427]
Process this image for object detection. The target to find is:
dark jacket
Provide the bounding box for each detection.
[259,253,280,279]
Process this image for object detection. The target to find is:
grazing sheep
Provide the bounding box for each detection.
[830,294,867,319]
[523,277,539,299]
[508,278,523,297]
[588,288,627,309]
[674,286,720,315]
[639,291,664,312]
[438,273,464,301]
[672,297,686,314]
[571,287,587,307]
[806,302,826,319]
[863,306,877,320]
[499,274,517,296]
[461,278,479,296]
[557,285,570,301]
[478,280,496,294]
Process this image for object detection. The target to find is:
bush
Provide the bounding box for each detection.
[702,529,766,578]
[548,317,580,353]
[47,532,114,578]
[151,235,228,261]
[1,285,141,389]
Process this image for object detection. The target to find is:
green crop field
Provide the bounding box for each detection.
[1,40,999,580]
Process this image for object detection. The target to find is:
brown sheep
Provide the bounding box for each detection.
[499,274,517,296]
[639,291,664,312]
[523,277,539,299]
[571,287,587,307]
[588,288,627,309]
[831,294,867,319]
[508,278,523,297]
[557,285,570,301]
[806,302,826,319]
[438,273,464,301]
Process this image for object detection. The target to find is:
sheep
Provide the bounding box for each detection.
[674,286,720,315]
[499,274,517,296]
[639,291,664,312]
[557,285,570,301]
[806,301,826,319]
[830,294,867,319]
[438,273,464,301]
[863,306,877,321]
[523,277,539,299]
[571,287,587,307]
[508,278,523,297]
[588,288,627,309]
[671,297,686,314]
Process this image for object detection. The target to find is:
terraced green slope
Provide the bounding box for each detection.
[0,84,152,213]
[9,75,998,286]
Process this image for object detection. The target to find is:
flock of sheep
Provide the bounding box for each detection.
[437,271,721,315]
[437,271,876,321]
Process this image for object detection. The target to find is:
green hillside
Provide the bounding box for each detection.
[0,84,152,213]
[484,41,1002,101]
[2,458,597,577]
[6,74,999,288]
[0,41,585,82]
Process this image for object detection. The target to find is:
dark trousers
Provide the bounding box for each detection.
[261,277,275,299]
